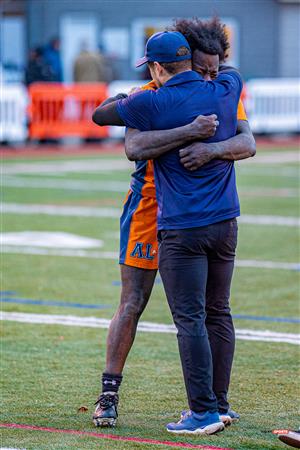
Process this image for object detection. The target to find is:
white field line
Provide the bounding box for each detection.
[1,311,299,345]
[2,245,299,271]
[3,159,133,174]
[2,177,129,192]
[3,203,300,227]
[2,203,121,218]
[245,151,300,164]
[237,166,299,178]
[235,259,299,271]
[2,176,299,197]
[238,187,299,198]
[2,246,118,259]
[239,215,300,227]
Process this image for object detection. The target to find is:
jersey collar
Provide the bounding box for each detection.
[164,70,204,87]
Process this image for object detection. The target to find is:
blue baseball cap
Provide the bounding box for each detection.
[136,31,191,68]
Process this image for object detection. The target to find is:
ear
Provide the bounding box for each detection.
[153,61,161,72]
[155,62,164,77]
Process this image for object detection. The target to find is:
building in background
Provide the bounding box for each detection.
[0,0,299,82]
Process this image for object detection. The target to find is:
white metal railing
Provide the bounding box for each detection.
[0,84,28,142]
[1,79,299,143]
[246,78,300,133]
[108,80,146,138]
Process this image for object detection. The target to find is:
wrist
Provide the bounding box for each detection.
[210,142,222,159]
[187,122,201,140]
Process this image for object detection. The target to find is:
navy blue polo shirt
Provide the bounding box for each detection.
[117,70,242,230]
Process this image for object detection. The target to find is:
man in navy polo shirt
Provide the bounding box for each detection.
[93,31,242,435]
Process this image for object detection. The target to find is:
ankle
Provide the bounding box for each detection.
[102,372,123,394]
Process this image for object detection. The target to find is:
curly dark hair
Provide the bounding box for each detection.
[170,17,230,62]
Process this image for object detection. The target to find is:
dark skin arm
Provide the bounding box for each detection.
[92,92,219,156]
[93,89,256,168]
[125,114,219,161]
[92,95,126,126]
[179,120,256,171]
[125,119,255,166]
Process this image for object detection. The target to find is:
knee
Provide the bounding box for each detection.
[206,305,232,325]
[119,293,147,320]
[175,313,207,337]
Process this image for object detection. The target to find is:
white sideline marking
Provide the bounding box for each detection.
[3,159,133,174]
[3,203,300,227]
[2,246,117,259]
[245,151,300,164]
[239,215,300,227]
[0,232,102,249]
[237,166,299,177]
[2,177,129,192]
[2,245,299,271]
[2,203,121,218]
[2,177,299,197]
[235,259,300,271]
[1,311,299,345]
[238,187,299,198]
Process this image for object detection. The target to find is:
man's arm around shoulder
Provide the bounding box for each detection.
[92,94,126,126]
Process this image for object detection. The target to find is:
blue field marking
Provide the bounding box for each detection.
[0,291,17,296]
[233,314,300,323]
[1,292,299,323]
[1,297,111,310]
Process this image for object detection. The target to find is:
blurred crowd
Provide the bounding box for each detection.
[25,37,118,85]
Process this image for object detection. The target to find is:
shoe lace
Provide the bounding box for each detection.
[94,393,119,409]
[178,410,191,423]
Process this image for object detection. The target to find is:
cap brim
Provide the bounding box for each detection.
[135,56,149,68]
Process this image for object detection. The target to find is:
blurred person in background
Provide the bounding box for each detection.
[98,43,119,82]
[73,42,110,82]
[25,46,54,85]
[44,37,63,82]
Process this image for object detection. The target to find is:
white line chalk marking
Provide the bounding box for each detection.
[2,245,299,271]
[239,215,300,227]
[2,177,129,192]
[0,232,102,249]
[244,151,300,164]
[3,203,300,227]
[3,159,133,175]
[2,178,299,197]
[1,311,299,345]
[2,203,121,218]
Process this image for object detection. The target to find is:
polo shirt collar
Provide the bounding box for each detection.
[164,70,203,87]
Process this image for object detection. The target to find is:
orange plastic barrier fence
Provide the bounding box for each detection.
[28,83,109,139]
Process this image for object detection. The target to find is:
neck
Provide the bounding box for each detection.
[162,69,191,85]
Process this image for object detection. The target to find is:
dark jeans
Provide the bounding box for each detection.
[158,218,238,413]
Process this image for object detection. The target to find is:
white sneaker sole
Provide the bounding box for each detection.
[220,415,233,427]
[93,417,117,427]
[167,421,225,435]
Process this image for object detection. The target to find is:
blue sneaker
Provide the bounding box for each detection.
[181,409,239,427]
[219,409,240,426]
[166,410,224,435]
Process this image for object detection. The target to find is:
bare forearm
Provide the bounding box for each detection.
[125,125,198,161]
[179,120,256,170]
[125,114,218,161]
[210,131,256,161]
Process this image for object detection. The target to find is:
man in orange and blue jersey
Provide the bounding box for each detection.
[92,19,255,430]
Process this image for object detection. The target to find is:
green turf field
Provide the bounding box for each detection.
[1,146,300,450]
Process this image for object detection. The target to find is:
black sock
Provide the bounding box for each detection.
[102,372,123,393]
